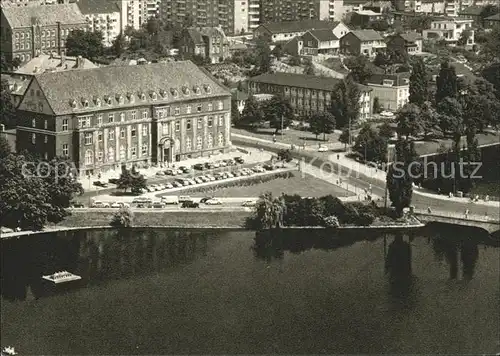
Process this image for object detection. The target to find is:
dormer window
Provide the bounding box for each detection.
[70,99,77,108]
[182,86,190,95]
[160,89,167,98]
[151,91,157,100]
[127,92,134,103]
[383,79,394,86]
[117,94,124,104]
[171,88,178,97]
[82,99,89,108]
[204,85,212,94]
[105,96,112,105]
[193,86,201,95]
[94,97,101,107]
[140,92,146,101]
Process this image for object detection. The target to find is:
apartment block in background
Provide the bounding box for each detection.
[78,0,121,47]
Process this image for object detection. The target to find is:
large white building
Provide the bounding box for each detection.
[366,73,410,112]
[423,18,475,46]
[78,0,121,47]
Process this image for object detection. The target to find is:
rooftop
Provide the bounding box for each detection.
[1,3,86,28]
[14,54,97,74]
[348,29,384,41]
[387,31,423,42]
[458,5,485,16]
[307,29,339,42]
[354,10,383,16]
[366,72,411,87]
[1,73,30,96]
[249,72,371,92]
[257,20,340,34]
[485,13,500,21]
[77,0,120,14]
[29,61,230,116]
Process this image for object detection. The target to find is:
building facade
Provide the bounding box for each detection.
[248,72,372,119]
[366,73,410,111]
[15,61,232,176]
[179,27,230,64]
[0,3,86,64]
[78,0,121,47]
[422,18,475,46]
[301,29,340,55]
[254,19,339,43]
[339,29,386,57]
[386,31,423,55]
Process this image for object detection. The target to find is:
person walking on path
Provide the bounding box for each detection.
[465,208,469,219]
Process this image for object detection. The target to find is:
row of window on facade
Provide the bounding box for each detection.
[14,39,59,50]
[14,28,76,41]
[82,132,225,165]
[71,88,218,109]
[15,53,31,62]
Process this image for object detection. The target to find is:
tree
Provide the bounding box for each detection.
[111,33,127,57]
[66,30,104,60]
[303,58,315,75]
[457,30,471,46]
[435,61,458,103]
[345,55,373,84]
[378,121,394,140]
[354,123,388,162]
[263,96,294,134]
[241,95,264,127]
[272,43,284,60]
[479,5,499,27]
[111,207,134,228]
[253,36,272,75]
[481,63,500,100]
[437,97,464,153]
[420,101,439,139]
[0,154,83,230]
[255,192,286,229]
[373,52,389,67]
[146,17,160,36]
[289,55,301,66]
[0,79,16,129]
[373,96,382,114]
[277,149,293,162]
[329,76,361,129]
[409,57,429,106]
[0,135,11,159]
[370,19,389,32]
[117,166,147,194]
[396,103,422,139]
[386,139,417,216]
[231,102,242,126]
[309,111,336,141]
[339,127,351,151]
[11,57,21,69]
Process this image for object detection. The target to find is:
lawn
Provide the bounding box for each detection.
[211,174,352,198]
[232,127,341,147]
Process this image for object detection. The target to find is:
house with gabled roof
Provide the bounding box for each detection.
[301,29,340,55]
[484,13,500,30]
[386,31,423,55]
[366,72,411,111]
[253,19,339,43]
[339,29,386,57]
[0,3,86,64]
[179,27,230,64]
[15,61,232,175]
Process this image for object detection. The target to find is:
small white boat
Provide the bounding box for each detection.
[1,346,18,355]
[42,271,81,284]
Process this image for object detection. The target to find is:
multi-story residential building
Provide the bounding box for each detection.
[444,0,459,16]
[179,27,230,64]
[78,0,121,47]
[366,73,410,112]
[349,9,384,28]
[386,31,423,55]
[248,0,261,31]
[339,29,386,57]
[254,19,341,43]
[422,18,474,46]
[0,3,86,64]
[115,0,157,31]
[15,61,232,176]
[248,72,373,119]
[301,29,340,55]
[458,5,486,23]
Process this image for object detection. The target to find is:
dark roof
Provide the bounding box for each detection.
[1,3,85,28]
[185,28,204,45]
[77,0,120,14]
[349,29,384,41]
[249,72,371,92]
[31,61,230,115]
[232,90,249,101]
[399,31,423,42]
[307,29,339,41]
[258,20,339,34]
[458,5,484,16]
[366,72,411,87]
[485,13,500,21]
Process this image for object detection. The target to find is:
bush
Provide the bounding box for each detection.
[356,213,375,226]
[323,215,340,228]
[110,207,134,228]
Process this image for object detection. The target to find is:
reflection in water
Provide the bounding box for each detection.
[385,234,415,303]
[431,229,480,280]
[0,229,212,301]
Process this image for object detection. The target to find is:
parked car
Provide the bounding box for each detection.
[206,174,216,181]
[194,177,204,184]
[380,111,394,118]
[72,202,85,208]
[204,162,215,169]
[146,186,155,192]
[213,162,221,168]
[165,169,176,176]
[173,181,183,188]
[156,171,165,176]
[182,201,200,208]
[232,170,242,177]
[242,200,256,207]
[118,202,130,208]
[165,183,174,189]
[162,196,179,205]
[263,164,276,171]
[205,198,222,205]
[224,159,235,166]
[108,178,119,184]
[176,169,184,175]
[218,160,227,167]
[91,201,110,208]
[187,178,196,185]
[179,166,191,173]
[178,196,192,203]
[93,181,108,187]
[152,201,165,209]
[252,165,265,173]
[214,173,224,180]
[193,163,205,171]
[110,202,122,208]
[226,172,235,178]
[132,197,153,205]
[200,197,214,204]
[235,157,244,164]
[318,145,328,152]
[199,175,209,182]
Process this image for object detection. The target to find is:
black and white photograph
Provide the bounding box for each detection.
[1,0,499,354]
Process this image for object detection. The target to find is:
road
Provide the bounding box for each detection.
[232,136,500,218]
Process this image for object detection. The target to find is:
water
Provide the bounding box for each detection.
[1,226,499,355]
